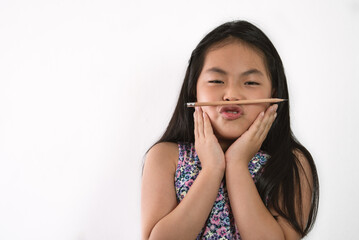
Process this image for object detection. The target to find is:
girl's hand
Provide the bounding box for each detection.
[194,107,226,172]
[225,104,278,166]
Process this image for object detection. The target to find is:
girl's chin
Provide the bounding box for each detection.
[211,118,252,138]
[213,129,246,151]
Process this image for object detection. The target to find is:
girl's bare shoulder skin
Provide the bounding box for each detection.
[145,142,179,172]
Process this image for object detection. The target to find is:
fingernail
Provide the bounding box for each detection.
[260,111,265,117]
[274,112,277,118]
[272,104,278,112]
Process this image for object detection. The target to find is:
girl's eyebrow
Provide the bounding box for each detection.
[205,67,227,75]
[241,68,264,76]
[205,67,264,76]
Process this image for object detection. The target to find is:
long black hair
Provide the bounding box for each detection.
[153,20,319,237]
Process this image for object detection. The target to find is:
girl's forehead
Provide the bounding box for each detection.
[206,38,264,57]
[203,41,268,73]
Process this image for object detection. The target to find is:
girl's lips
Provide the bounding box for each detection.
[219,105,243,120]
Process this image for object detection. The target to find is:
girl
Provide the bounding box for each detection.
[141,20,319,240]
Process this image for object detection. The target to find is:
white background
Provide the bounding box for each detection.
[1,0,358,239]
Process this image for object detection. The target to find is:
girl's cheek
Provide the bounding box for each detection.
[256,103,270,112]
[203,108,218,122]
[245,104,267,120]
[202,106,214,115]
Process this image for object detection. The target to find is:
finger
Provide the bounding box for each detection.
[247,110,265,138]
[196,107,204,138]
[194,109,198,140]
[255,111,268,139]
[203,111,214,138]
[258,105,277,140]
[259,115,275,142]
[252,104,274,140]
[260,108,277,140]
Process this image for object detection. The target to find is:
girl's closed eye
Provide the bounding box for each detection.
[244,81,260,86]
[208,80,224,84]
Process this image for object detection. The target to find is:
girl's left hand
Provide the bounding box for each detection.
[225,104,278,166]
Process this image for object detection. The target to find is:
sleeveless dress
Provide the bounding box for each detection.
[175,142,269,240]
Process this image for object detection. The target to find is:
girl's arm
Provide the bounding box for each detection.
[141,109,225,240]
[141,142,224,240]
[269,150,314,239]
[225,105,313,239]
[226,150,313,240]
[226,161,285,239]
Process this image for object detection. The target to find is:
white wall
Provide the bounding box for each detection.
[0,0,358,239]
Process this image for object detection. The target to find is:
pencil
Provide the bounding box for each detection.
[186,98,287,107]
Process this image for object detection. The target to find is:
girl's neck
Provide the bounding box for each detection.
[219,139,235,152]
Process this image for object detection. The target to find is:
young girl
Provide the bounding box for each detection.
[141,20,319,240]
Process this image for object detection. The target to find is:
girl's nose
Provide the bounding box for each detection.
[224,96,239,101]
[223,86,244,101]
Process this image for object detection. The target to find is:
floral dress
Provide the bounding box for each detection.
[175,142,269,239]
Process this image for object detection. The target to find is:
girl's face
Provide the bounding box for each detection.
[196,41,273,142]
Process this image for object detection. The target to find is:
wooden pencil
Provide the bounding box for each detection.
[186,98,287,107]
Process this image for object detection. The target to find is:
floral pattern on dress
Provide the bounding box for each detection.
[175,142,270,240]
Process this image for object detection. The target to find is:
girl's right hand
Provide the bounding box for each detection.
[194,107,226,173]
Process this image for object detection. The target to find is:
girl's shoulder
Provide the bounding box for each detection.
[145,142,179,173]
